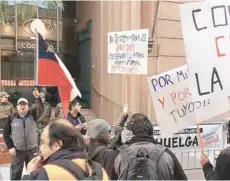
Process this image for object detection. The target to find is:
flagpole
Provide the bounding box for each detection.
[35,29,39,86]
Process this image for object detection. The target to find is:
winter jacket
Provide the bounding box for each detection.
[114,136,187,180]
[87,140,120,180]
[31,97,44,122]
[3,112,37,151]
[36,102,51,130]
[22,148,109,180]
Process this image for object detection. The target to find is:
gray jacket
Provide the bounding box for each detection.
[3,112,37,151]
[114,142,174,180]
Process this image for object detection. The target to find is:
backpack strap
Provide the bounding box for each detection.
[149,144,167,163]
[51,159,103,180]
[52,159,86,180]
[117,144,136,164]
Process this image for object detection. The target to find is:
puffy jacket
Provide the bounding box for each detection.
[3,112,37,151]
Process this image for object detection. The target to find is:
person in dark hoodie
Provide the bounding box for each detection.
[22,119,108,180]
[200,121,230,180]
[87,119,119,180]
[67,99,87,135]
[87,104,129,180]
[114,113,187,180]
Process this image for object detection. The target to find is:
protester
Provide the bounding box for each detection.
[3,98,39,180]
[0,91,14,129]
[68,99,87,135]
[114,113,187,180]
[31,88,44,122]
[22,119,109,180]
[200,123,230,180]
[54,102,63,118]
[36,92,52,146]
[87,104,129,180]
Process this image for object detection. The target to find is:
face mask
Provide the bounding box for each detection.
[121,128,133,143]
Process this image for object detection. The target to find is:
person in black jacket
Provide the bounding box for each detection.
[114,113,187,180]
[201,121,230,180]
[35,92,51,146]
[87,104,129,180]
[68,99,87,135]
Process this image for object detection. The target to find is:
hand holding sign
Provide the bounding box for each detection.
[200,153,209,167]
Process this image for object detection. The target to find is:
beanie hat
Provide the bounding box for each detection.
[87,119,111,140]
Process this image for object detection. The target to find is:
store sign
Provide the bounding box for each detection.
[22,19,53,36]
[21,43,54,50]
[1,80,16,86]
[0,80,35,86]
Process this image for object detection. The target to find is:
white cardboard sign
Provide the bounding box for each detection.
[148,65,229,137]
[108,29,148,74]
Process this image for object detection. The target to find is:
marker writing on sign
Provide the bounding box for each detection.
[195,67,223,96]
[151,70,188,92]
[192,5,229,31]
[169,100,210,122]
[158,97,164,109]
[171,87,191,105]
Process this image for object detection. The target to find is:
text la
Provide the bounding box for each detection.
[195,67,223,96]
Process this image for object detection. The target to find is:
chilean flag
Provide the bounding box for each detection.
[36,32,81,118]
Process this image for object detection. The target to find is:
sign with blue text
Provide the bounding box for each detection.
[148,65,229,137]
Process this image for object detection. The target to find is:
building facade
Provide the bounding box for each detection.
[75,1,188,124]
[0,2,79,106]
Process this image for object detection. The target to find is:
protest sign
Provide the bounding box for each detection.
[180,1,230,100]
[154,124,224,151]
[108,29,148,74]
[148,65,229,137]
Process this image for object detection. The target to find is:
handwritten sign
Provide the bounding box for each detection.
[148,65,229,137]
[180,1,230,101]
[154,124,224,151]
[108,29,148,74]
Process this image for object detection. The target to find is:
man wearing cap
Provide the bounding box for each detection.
[0,91,14,129]
[3,97,40,180]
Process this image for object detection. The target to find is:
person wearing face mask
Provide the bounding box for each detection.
[3,97,41,180]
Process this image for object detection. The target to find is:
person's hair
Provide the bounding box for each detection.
[69,98,80,111]
[47,120,86,152]
[126,113,153,136]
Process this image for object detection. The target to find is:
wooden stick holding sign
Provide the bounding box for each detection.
[196,124,205,156]
[108,29,149,107]
[125,75,128,104]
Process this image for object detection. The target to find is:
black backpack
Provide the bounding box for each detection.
[52,159,104,180]
[117,143,167,180]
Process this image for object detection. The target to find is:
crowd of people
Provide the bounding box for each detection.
[0,88,229,180]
